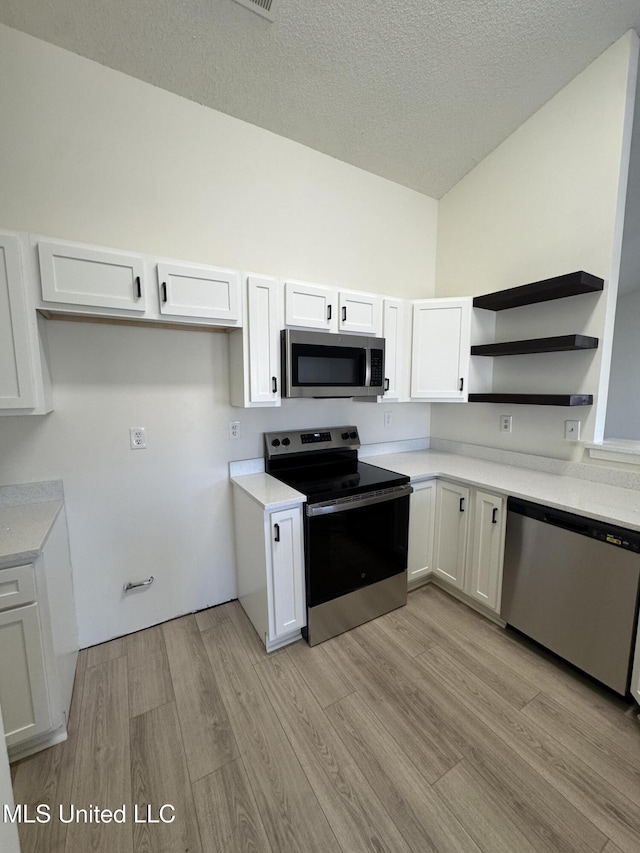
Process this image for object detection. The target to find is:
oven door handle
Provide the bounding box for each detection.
[306,484,413,516]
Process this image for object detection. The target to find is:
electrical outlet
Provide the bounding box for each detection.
[384,411,392,427]
[130,427,146,449]
[229,420,241,440]
[500,415,512,433]
[564,420,581,441]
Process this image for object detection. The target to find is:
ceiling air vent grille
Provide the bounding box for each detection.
[230,0,277,22]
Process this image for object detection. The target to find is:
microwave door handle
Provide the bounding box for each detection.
[365,348,372,388]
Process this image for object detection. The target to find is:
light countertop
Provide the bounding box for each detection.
[231,449,640,531]
[0,500,63,566]
[231,472,305,510]
[365,450,640,531]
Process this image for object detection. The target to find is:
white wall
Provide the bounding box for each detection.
[433,32,639,459]
[0,24,437,646]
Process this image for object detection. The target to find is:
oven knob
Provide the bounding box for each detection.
[271,439,281,447]
[341,432,350,440]
[350,431,358,440]
[282,437,291,446]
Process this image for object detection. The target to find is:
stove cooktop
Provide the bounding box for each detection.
[264,425,409,504]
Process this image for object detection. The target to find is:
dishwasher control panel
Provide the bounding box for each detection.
[507,497,640,553]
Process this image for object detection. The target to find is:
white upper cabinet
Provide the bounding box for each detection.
[382,298,411,400]
[156,261,241,323]
[0,232,35,409]
[284,280,337,331]
[38,240,146,313]
[229,274,282,408]
[0,230,52,415]
[411,298,471,401]
[338,291,382,336]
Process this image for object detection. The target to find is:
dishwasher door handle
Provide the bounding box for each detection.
[542,511,591,536]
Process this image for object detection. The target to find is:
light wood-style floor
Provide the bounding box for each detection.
[10,583,640,853]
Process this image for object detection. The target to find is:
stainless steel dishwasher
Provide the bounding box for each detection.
[501,498,640,695]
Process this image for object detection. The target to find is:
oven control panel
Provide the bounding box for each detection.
[265,426,360,457]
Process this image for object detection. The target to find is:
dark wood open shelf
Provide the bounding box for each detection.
[468,393,593,406]
[472,271,604,311]
[470,334,599,357]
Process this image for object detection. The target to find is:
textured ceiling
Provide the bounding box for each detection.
[1,0,640,198]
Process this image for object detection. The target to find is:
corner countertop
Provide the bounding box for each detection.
[0,501,63,566]
[364,450,640,532]
[231,472,306,510]
[230,448,640,530]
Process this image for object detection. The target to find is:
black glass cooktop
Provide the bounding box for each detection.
[272,459,409,504]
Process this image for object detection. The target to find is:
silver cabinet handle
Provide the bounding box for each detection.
[124,576,154,593]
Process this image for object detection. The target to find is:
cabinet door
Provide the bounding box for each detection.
[338,291,382,336]
[433,481,470,589]
[157,262,241,322]
[247,276,281,403]
[466,491,506,612]
[408,480,436,584]
[0,232,36,409]
[268,507,306,639]
[38,240,146,312]
[0,603,50,747]
[383,298,410,400]
[411,298,471,400]
[284,281,337,331]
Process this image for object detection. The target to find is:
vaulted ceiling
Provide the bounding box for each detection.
[1,0,640,197]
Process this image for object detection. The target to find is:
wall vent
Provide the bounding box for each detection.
[230,0,278,22]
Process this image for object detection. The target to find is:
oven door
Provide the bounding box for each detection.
[305,485,411,608]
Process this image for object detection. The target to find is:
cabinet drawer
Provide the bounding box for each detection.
[0,564,36,611]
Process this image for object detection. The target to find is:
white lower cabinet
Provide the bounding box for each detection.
[232,485,306,652]
[423,479,505,614]
[466,489,506,612]
[0,506,78,759]
[268,507,306,640]
[433,481,470,589]
[407,480,436,584]
[0,601,50,748]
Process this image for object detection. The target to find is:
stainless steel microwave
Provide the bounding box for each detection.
[281,329,385,398]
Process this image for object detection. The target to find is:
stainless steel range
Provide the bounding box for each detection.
[265,425,412,645]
